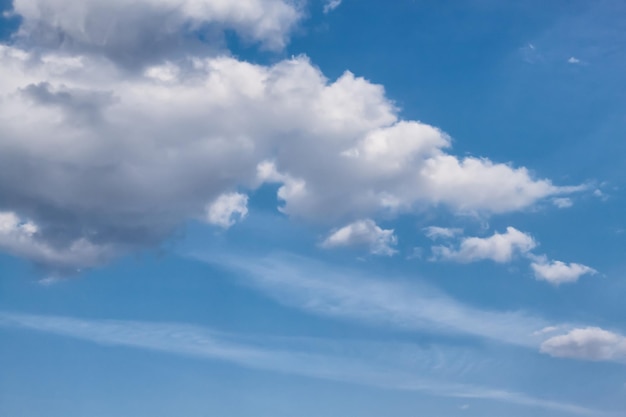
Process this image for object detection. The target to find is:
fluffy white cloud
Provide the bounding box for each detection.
[205,192,249,228]
[429,228,595,285]
[10,0,301,63]
[424,226,463,240]
[321,219,397,256]
[531,259,596,285]
[540,327,626,362]
[0,3,581,270]
[432,227,536,263]
[419,156,581,214]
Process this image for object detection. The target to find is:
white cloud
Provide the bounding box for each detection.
[531,259,596,285]
[552,197,573,208]
[321,219,397,256]
[323,0,342,14]
[0,4,582,270]
[428,227,596,285]
[205,192,249,228]
[424,226,463,240]
[432,227,536,263]
[541,327,626,363]
[419,156,583,214]
[568,57,581,64]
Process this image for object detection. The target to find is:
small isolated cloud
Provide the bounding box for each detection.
[593,189,609,201]
[323,0,342,14]
[552,197,573,208]
[459,404,470,410]
[432,227,536,263]
[521,43,541,63]
[568,57,581,64]
[541,327,626,363]
[423,226,463,240]
[205,192,249,228]
[322,219,397,256]
[530,259,596,285]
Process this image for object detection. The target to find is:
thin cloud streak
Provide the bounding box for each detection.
[0,311,604,416]
[198,252,557,348]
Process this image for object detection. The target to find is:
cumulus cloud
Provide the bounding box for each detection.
[321,219,397,256]
[432,227,536,263]
[541,327,626,363]
[424,226,463,240]
[205,192,249,228]
[10,0,302,64]
[567,57,581,64]
[530,259,596,285]
[428,228,595,285]
[0,3,581,270]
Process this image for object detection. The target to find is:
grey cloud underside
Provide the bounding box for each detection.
[9,0,303,67]
[0,1,582,270]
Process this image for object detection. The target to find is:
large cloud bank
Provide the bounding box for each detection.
[0,0,579,271]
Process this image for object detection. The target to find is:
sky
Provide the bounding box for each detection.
[0,0,625,416]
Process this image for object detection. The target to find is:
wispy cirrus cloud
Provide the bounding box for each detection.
[423,226,463,240]
[196,251,555,348]
[323,0,342,14]
[0,311,605,416]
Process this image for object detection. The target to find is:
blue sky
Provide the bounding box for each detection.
[0,1,625,416]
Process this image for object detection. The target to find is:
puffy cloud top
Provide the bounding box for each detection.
[531,259,596,285]
[541,327,626,363]
[321,219,397,256]
[0,1,581,270]
[432,227,536,263]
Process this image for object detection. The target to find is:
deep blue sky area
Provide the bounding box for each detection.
[1,1,625,417]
